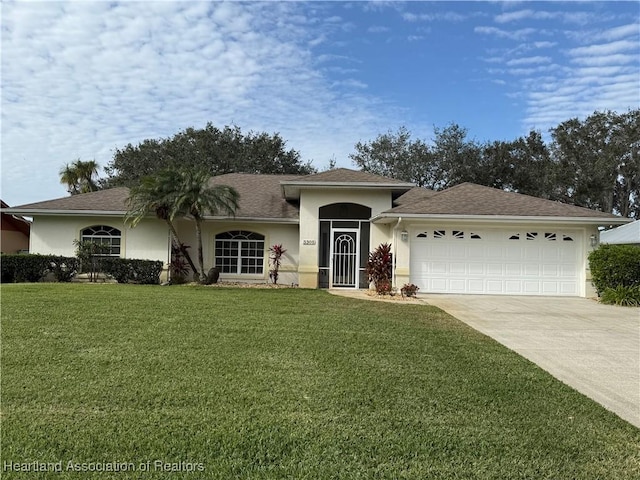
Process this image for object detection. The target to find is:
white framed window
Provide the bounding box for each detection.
[80,225,122,256]
[215,231,265,274]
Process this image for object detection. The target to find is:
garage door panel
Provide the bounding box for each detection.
[450,263,466,274]
[468,279,485,292]
[410,228,581,296]
[469,263,484,275]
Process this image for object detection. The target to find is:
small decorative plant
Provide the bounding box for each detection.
[366,243,393,295]
[269,244,287,284]
[401,283,420,298]
[600,285,640,307]
[169,242,191,284]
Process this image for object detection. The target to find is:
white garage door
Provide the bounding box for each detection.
[410,228,582,296]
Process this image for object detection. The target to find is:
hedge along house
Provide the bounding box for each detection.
[2,168,630,296]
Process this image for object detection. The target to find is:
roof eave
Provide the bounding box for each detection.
[280,181,414,200]
[1,208,127,217]
[371,213,631,225]
[200,216,299,224]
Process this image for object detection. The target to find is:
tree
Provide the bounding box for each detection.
[104,124,315,188]
[125,169,199,281]
[172,169,239,283]
[350,127,434,187]
[60,159,100,195]
[480,130,555,198]
[551,109,640,217]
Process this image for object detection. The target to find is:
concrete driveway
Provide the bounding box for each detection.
[420,295,640,428]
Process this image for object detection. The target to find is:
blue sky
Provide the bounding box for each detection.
[2,1,639,206]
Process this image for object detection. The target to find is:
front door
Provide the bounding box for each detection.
[331,229,359,288]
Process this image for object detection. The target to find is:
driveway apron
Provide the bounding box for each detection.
[420,295,640,428]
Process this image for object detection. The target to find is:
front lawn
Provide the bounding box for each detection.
[1,284,638,479]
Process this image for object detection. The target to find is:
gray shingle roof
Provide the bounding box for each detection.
[385,182,622,219]
[291,168,412,184]
[5,175,623,222]
[8,175,300,220]
[211,173,299,219]
[9,187,131,212]
[393,187,436,206]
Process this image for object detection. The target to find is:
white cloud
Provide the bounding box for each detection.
[568,39,639,57]
[591,23,640,42]
[475,26,537,40]
[506,56,551,66]
[1,1,399,205]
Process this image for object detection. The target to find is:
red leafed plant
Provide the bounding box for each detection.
[269,244,287,284]
[366,243,393,294]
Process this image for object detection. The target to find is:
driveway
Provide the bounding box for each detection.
[420,295,640,428]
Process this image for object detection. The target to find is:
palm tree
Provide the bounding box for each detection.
[173,169,239,283]
[125,169,199,281]
[74,159,100,193]
[59,159,100,195]
[60,163,80,194]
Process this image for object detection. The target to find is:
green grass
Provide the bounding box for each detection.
[1,284,638,479]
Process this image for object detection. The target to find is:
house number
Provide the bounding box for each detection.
[303,239,316,245]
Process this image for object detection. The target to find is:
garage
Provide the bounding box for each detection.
[409,227,582,296]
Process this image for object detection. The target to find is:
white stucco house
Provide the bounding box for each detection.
[2,168,630,297]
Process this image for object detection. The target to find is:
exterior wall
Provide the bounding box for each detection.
[393,219,597,297]
[29,215,170,263]
[176,219,300,285]
[298,189,394,288]
[1,229,30,253]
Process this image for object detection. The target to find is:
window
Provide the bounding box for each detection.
[526,232,538,240]
[433,230,445,239]
[80,225,121,256]
[215,231,265,274]
[416,232,428,238]
[470,233,482,239]
[545,232,557,241]
[452,230,464,239]
[562,235,574,242]
[509,234,520,240]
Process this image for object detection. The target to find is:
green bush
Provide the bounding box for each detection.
[600,285,640,307]
[100,258,163,285]
[1,254,78,283]
[588,244,640,294]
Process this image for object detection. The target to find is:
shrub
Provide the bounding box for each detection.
[1,254,78,283]
[600,285,640,307]
[170,242,191,284]
[401,283,420,298]
[366,243,393,295]
[100,258,163,285]
[588,244,640,294]
[47,256,79,282]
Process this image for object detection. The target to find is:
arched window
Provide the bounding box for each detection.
[215,230,265,274]
[80,225,121,256]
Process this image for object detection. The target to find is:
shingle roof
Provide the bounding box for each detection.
[8,175,300,220]
[5,176,623,222]
[9,188,131,212]
[393,187,437,206]
[385,182,622,219]
[211,173,299,220]
[291,168,412,184]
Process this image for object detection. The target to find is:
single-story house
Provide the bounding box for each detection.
[1,199,31,254]
[1,168,631,297]
[600,220,640,246]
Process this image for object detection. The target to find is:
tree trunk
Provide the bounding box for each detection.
[165,219,199,281]
[195,216,206,284]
